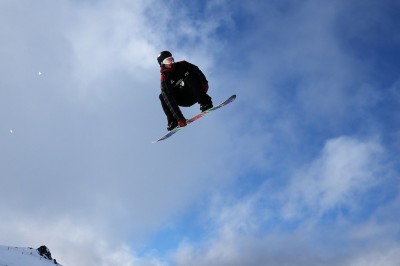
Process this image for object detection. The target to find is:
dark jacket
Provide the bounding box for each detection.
[160,61,208,120]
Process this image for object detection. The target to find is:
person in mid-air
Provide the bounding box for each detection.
[157,51,213,131]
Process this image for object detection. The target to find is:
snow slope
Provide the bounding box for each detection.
[0,245,61,266]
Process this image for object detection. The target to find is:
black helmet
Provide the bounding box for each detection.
[157,51,172,65]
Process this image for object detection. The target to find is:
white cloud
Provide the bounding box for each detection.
[282,136,384,219]
[343,246,400,266]
[0,215,169,266]
[68,1,157,80]
[168,136,396,266]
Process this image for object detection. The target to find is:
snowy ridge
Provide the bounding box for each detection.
[0,245,61,266]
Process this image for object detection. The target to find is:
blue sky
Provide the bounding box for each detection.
[1,0,399,265]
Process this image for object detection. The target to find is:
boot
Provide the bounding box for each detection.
[200,102,213,112]
[167,120,178,131]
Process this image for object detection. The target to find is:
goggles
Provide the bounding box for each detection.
[162,56,175,65]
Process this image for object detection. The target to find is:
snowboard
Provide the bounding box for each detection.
[152,94,236,143]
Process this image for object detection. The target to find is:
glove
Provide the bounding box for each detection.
[202,83,209,92]
[178,118,187,127]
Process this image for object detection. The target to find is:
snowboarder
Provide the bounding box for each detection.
[157,51,213,131]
